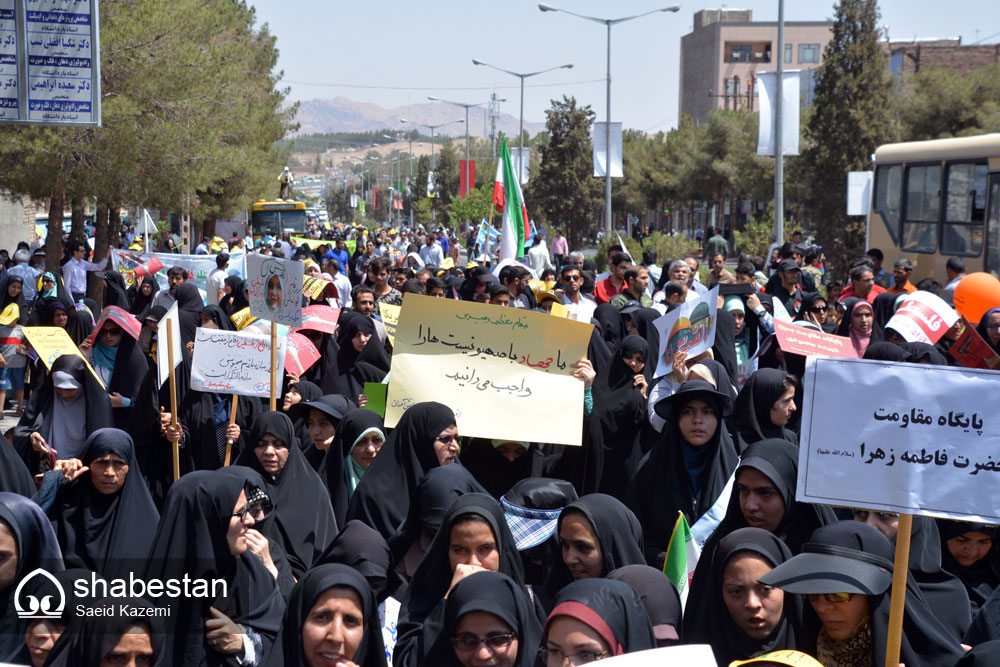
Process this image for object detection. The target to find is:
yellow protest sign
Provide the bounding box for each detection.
[385,294,594,445]
[22,326,105,388]
[379,302,400,346]
[230,307,258,331]
[549,303,569,319]
[302,276,331,300]
[291,236,330,250]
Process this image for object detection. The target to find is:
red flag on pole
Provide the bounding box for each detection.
[459,160,476,198]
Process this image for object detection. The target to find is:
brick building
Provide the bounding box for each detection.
[679,8,834,125]
[887,38,1000,78]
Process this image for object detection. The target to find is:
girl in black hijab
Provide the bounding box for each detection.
[268,563,387,667]
[0,275,26,318]
[541,578,655,661]
[172,281,204,349]
[13,354,113,470]
[388,465,488,583]
[730,369,799,451]
[127,276,159,319]
[835,297,884,358]
[627,380,739,568]
[394,493,526,667]
[293,394,352,472]
[47,428,159,580]
[863,341,911,362]
[142,469,285,666]
[976,307,1000,355]
[550,494,645,591]
[459,436,546,500]
[900,341,950,366]
[347,401,457,540]
[235,411,339,579]
[200,304,235,331]
[697,439,836,564]
[281,379,322,453]
[940,521,1000,616]
[318,520,396,604]
[219,276,248,317]
[322,312,390,401]
[760,521,965,667]
[86,310,149,430]
[27,272,73,326]
[402,570,541,667]
[0,431,34,496]
[607,565,683,647]
[683,527,802,665]
[592,303,624,351]
[64,309,94,347]
[42,597,166,667]
[98,271,131,310]
[0,492,64,659]
[321,406,384,525]
[590,335,649,498]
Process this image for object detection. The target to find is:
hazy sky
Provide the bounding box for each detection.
[250,0,999,133]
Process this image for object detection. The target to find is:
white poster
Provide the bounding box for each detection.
[756,70,800,156]
[593,122,623,178]
[511,147,531,185]
[190,328,286,398]
[597,645,716,666]
[156,302,182,388]
[652,286,719,378]
[246,253,304,327]
[847,171,874,216]
[797,357,1000,522]
[885,291,959,345]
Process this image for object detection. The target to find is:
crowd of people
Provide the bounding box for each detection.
[0,221,999,667]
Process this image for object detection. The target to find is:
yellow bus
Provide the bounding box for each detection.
[867,133,1000,280]
[249,199,308,237]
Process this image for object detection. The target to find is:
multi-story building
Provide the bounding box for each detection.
[887,38,1000,78]
[679,8,834,125]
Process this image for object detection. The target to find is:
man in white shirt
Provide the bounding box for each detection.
[559,266,597,323]
[418,235,444,267]
[63,241,110,300]
[326,259,353,309]
[205,253,229,306]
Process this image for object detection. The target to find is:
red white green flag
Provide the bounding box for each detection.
[493,136,529,260]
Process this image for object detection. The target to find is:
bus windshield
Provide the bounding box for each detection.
[250,202,307,236]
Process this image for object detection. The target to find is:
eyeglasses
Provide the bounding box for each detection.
[100,327,124,337]
[538,647,610,665]
[435,433,458,446]
[232,505,255,522]
[804,593,856,604]
[451,633,516,652]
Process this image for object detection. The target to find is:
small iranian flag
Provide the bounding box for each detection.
[493,136,529,260]
[663,511,701,609]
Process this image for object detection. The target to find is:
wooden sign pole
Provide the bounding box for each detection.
[269,325,278,411]
[884,512,913,667]
[223,395,238,466]
[165,324,180,482]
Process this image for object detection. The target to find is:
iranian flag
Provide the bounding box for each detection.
[493,136,529,260]
[663,511,700,609]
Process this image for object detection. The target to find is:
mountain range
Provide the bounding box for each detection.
[290,96,547,138]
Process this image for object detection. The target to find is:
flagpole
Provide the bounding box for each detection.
[166,323,180,482]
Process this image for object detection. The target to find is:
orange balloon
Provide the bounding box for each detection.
[953,272,1000,323]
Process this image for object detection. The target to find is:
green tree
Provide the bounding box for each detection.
[448,185,492,226]
[526,96,602,248]
[801,0,896,274]
[434,141,460,226]
[897,64,1000,140]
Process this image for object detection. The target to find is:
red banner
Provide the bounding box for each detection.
[774,319,858,359]
[459,160,476,198]
[284,332,321,376]
[949,317,1000,369]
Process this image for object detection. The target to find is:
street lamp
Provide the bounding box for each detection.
[539,2,680,233]
[471,58,573,182]
[428,96,487,198]
[400,117,464,224]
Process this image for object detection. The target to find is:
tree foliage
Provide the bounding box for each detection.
[449,185,492,226]
[526,96,603,249]
[896,64,1000,140]
[801,0,896,274]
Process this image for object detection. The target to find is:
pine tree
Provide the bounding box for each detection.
[802,0,897,273]
[526,96,603,248]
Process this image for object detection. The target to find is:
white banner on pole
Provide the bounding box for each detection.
[756,71,800,156]
[797,357,1000,523]
[511,148,531,185]
[156,302,182,388]
[190,328,286,397]
[246,254,304,327]
[652,286,720,378]
[593,122,623,177]
[847,171,874,216]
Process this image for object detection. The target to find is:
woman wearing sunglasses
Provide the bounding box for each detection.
[760,521,964,667]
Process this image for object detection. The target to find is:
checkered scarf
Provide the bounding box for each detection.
[501,495,562,551]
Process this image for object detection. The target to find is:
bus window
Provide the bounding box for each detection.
[987,174,1000,278]
[902,164,941,253]
[941,163,987,257]
[873,165,902,244]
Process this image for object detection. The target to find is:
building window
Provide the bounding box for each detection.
[798,43,820,64]
[784,43,793,63]
[729,45,751,62]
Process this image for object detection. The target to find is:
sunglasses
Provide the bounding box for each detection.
[100,327,124,337]
[805,593,856,604]
[809,305,827,313]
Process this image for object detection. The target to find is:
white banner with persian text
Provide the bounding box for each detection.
[190,328,286,398]
[797,357,1000,522]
